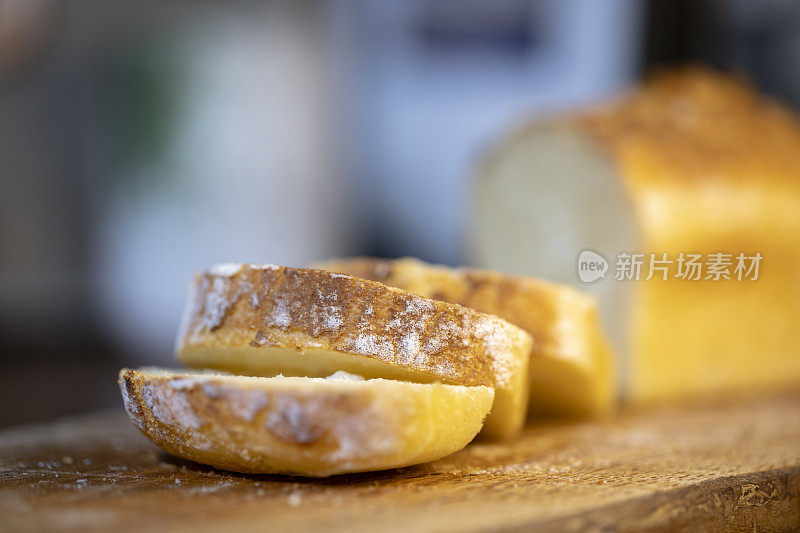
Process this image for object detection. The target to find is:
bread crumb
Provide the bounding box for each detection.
[287,491,302,507]
[326,371,364,382]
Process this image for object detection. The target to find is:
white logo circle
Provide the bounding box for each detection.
[577,250,608,283]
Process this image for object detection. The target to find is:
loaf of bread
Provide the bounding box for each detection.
[473,67,800,402]
[176,264,532,439]
[120,368,493,476]
[315,257,615,418]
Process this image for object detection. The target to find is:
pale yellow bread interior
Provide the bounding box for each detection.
[119,368,494,477]
[315,257,616,418]
[176,264,531,440]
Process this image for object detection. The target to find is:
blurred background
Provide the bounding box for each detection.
[2,0,800,427]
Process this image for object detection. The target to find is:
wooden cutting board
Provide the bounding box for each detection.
[1,392,799,532]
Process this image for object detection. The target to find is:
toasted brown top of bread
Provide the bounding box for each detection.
[576,66,800,187]
[485,67,800,189]
[314,256,598,364]
[177,264,532,390]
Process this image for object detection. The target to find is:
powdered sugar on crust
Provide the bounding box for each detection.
[210,263,281,276]
[120,369,407,474]
[270,297,291,329]
[209,263,243,277]
[198,277,235,331]
[141,382,202,430]
[119,380,142,429]
[216,386,267,422]
[325,399,397,466]
[474,319,518,388]
[351,334,395,359]
[249,264,279,271]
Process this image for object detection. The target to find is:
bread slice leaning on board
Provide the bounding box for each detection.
[472,66,800,403]
[315,256,615,418]
[176,264,532,440]
[119,368,493,477]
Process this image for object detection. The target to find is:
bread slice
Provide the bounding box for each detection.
[315,257,615,418]
[119,368,493,476]
[176,264,532,440]
[473,67,800,403]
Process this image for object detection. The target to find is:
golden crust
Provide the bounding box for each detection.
[177,264,532,439]
[315,257,615,417]
[315,257,567,359]
[574,66,800,189]
[119,368,494,476]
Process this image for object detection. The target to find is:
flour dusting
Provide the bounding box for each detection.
[209,263,243,277]
[141,383,201,430]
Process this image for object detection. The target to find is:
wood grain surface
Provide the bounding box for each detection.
[1,392,799,532]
